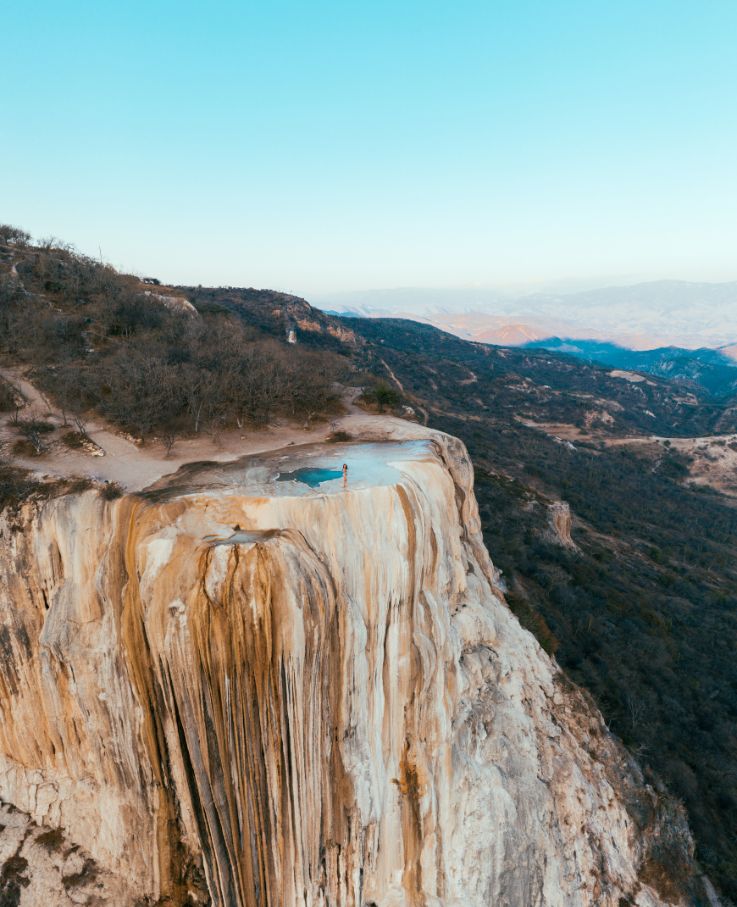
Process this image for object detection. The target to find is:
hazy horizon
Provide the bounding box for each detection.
[314,279,737,351]
[315,275,737,303]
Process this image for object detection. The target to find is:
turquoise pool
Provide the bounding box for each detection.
[277,466,343,487]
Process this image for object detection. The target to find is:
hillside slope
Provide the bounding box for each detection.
[522,339,737,398]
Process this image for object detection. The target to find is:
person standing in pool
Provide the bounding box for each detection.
[342,463,348,487]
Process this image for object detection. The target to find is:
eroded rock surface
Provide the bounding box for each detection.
[0,429,710,905]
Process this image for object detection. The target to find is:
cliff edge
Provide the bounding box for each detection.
[0,423,711,906]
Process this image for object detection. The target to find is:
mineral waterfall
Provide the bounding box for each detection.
[0,427,701,905]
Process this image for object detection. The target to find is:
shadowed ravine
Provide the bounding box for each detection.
[0,430,715,906]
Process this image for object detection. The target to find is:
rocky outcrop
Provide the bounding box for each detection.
[143,290,199,317]
[0,429,710,905]
[546,500,579,549]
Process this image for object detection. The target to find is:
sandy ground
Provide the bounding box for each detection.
[515,417,594,442]
[672,436,737,497]
[0,367,395,491]
[517,413,737,498]
[607,432,737,497]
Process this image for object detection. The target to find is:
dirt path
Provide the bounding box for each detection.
[380,359,405,393]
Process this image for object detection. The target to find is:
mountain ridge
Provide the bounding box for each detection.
[520,338,737,397]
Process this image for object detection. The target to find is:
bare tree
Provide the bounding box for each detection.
[161,430,178,458]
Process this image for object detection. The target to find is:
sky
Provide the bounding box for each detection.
[2,1,737,295]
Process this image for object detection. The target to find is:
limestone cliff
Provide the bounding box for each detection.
[0,427,710,906]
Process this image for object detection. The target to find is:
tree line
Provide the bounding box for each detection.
[0,234,341,441]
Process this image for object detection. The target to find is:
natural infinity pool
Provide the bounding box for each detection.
[147,440,435,500]
[277,467,343,487]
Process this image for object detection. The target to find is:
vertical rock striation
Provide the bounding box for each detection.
[0,432,709,905]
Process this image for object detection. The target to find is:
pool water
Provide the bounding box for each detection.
[277,467,344,487]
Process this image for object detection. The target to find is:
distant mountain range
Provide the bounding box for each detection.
[318,279,737,396]
[317,279,737,352]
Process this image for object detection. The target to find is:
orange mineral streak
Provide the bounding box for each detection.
[170,533,351,906]
[120,497,185,901]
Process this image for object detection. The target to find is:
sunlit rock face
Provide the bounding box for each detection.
[0,431,703,906]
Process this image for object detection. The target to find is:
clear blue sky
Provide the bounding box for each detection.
[3,1,736,294]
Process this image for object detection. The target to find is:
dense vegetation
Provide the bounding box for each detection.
[347,317,737,437]
[0,234,342,441]
[2,227,736,899]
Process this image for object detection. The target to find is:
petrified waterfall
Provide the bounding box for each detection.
[0,429,702,905]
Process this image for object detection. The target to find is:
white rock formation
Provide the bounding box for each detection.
[0,428,706,905]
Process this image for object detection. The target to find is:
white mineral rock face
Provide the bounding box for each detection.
[0,427,703,906]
